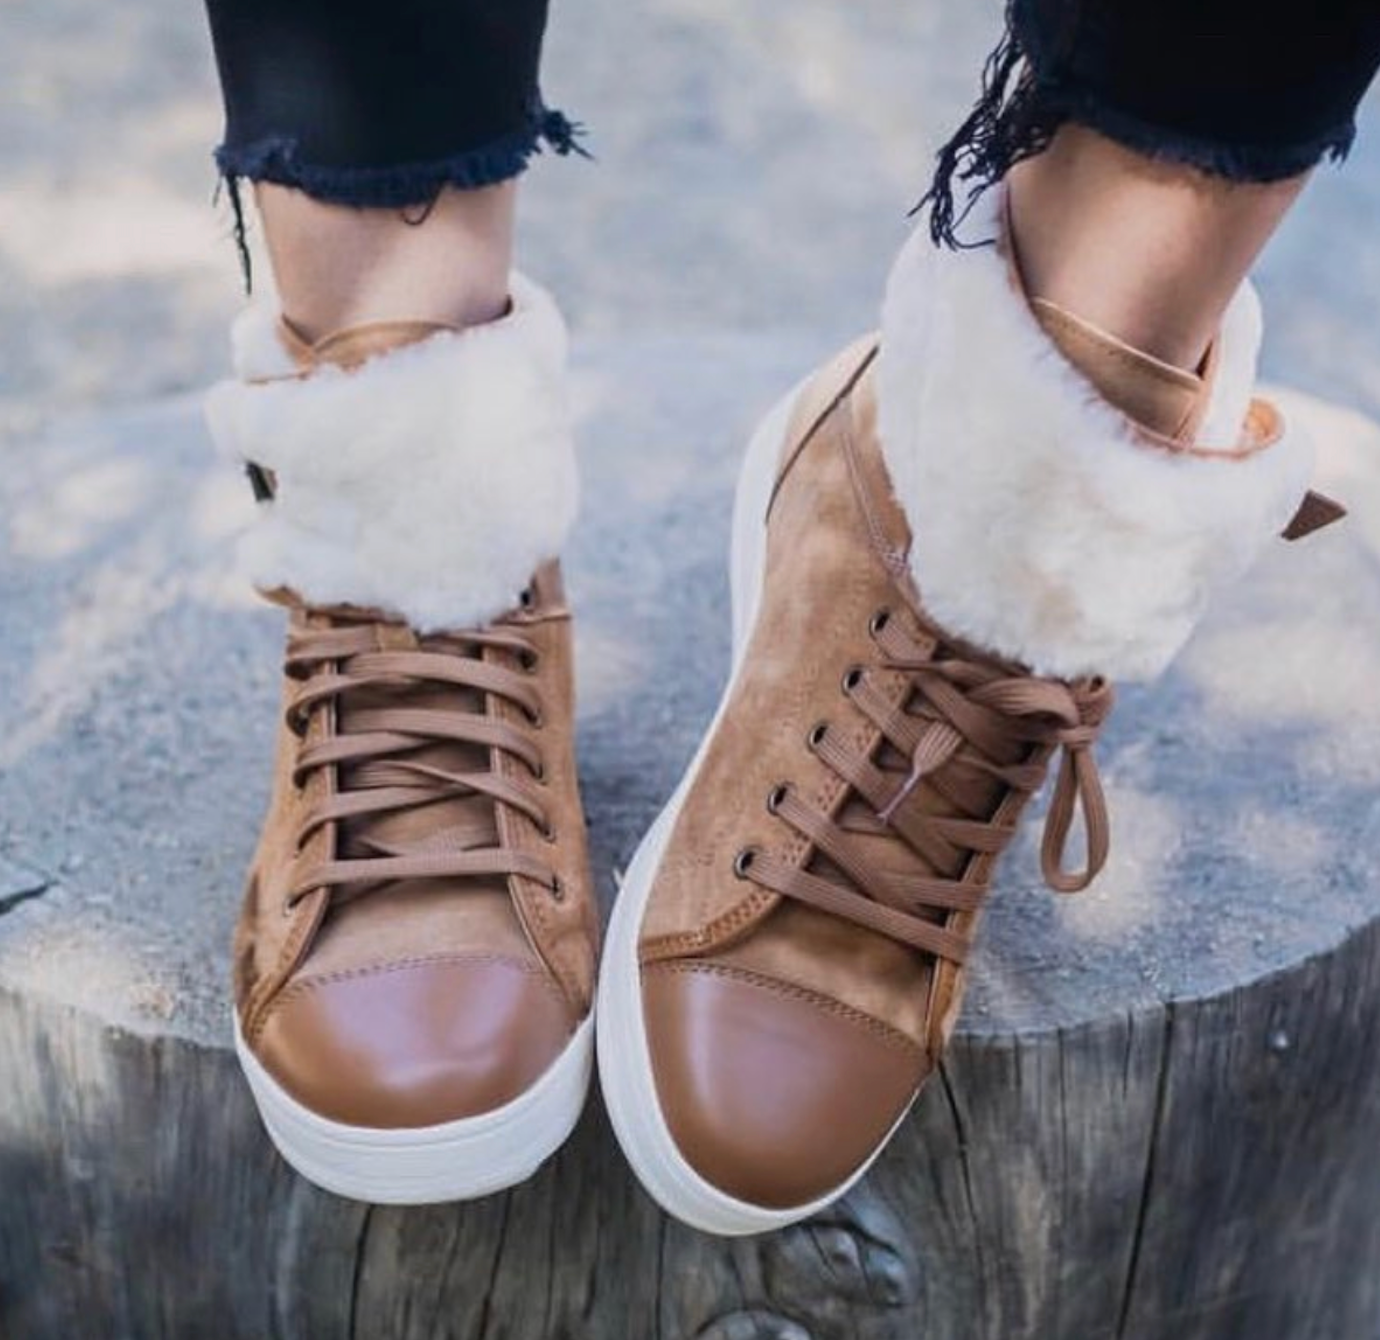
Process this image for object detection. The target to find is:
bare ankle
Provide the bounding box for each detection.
[254,181,516,339]
[1007,124,1307,370]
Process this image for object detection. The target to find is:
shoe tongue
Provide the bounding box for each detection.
[1030,297,1211,444]
[335,628,502,886]
[276,316,457,373]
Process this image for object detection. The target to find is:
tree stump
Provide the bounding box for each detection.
[2,347,1379,1340]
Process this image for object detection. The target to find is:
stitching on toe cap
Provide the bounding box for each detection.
[249,951,566,1045]
[642,959,922,1056]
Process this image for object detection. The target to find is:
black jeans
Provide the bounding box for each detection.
[205,0,1380,229]
[924,0,1380,243]
[206,0,582,205]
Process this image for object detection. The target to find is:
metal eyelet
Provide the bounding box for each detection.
[806,721,828,750]
[766,783,789,814]
[732,847,760,879]
[869,608,891,637]
[842,666,865,694]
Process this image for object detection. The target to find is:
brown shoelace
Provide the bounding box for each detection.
[281,618,558,911]
[737,607,1114,965]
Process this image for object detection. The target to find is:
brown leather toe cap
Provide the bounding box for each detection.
[642,961,926,1209]
[253,955,575,1129]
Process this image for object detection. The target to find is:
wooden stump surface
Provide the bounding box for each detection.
[2,349,1380,1340]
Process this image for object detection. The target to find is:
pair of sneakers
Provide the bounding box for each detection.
[210,199,1338,1234]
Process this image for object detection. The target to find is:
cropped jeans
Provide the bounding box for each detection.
[205,0,1380,238]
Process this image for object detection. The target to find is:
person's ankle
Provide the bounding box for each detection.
[279,280,509,345]
[256,181,516,342]
[1005,124,1306,372]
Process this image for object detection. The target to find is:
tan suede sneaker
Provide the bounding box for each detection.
[599,343,1117,1233]
[209,280,597,1203]
[598,193,1340,1235]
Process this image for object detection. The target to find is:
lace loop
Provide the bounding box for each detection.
[1039,679,1114,893]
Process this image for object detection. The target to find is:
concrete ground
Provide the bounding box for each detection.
[2,0,1380,1047]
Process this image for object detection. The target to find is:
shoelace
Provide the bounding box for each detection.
[736,606,1114,965]
[281,618,558,911]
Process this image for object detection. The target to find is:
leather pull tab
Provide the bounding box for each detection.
[1281,489,1346,541]
[1030,298,1208,443]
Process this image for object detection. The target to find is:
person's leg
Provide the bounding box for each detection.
[1007,129,1305,370]
[255,181,516,337]
[928,0,1380,370]
[599,2,1377,1236]
[202,0,599,1206]
[203,0,582,322]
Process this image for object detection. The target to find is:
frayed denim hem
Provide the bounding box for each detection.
[214,105,589,289]
[1032,92,1353,183]
[915,1,1356,249]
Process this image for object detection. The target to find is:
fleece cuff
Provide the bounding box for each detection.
[205,274,578,631]
[876,193,1314,682]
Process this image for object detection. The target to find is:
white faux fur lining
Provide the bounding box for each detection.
[876,192,1314,683]
[204,274,577,631]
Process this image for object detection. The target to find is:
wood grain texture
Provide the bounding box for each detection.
[4,914,1379,1340]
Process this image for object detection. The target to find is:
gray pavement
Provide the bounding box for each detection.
[2,1,1380,1047]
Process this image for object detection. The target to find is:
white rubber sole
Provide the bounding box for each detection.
[235,1012,593,1205]
[597,385,903,1236]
